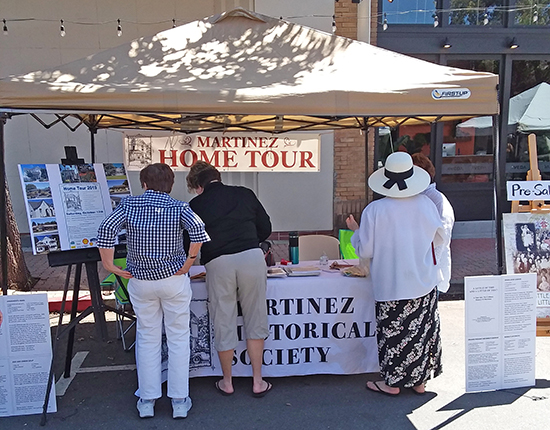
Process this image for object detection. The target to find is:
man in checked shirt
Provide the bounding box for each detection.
[97,163,209,420]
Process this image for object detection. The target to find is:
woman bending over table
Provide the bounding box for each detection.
[346,152,446,396]
[186,161,273,398]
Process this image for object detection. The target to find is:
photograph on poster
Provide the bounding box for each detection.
[33,234,60,254]
[21,164,49,182]
[24,182,51,199]
[503,212,550,318]
[107,179,130,195]
[59,165,80,183]
[27,199,55,219]
[104,162,127,179]
[31,218,58,234]
[77,164,97,182]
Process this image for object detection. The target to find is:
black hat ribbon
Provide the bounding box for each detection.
[383,167,413,191]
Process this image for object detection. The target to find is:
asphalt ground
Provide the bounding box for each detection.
[1,301,549,430]
[3,238,548,429]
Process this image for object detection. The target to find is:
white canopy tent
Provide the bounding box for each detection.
[0,8,500,294]
[457,82,550,136]
[0,8,498,132]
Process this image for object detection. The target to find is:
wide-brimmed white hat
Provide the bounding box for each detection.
[368,152,430,198]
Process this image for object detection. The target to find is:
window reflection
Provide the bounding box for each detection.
[382,0,435,24]
[377,125,430,166]
[441,119,494,183]
[448,0,504,26]
[515,1,550,25]
[507,61,550,180]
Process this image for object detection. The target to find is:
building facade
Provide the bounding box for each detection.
[374,0,550,221]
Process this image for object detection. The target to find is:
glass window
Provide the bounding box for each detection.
[514,1,550,25]
[382,0,435,25]
[448,0,504,26]
[376,125,431,167]
[511,60,550,96]
[438,59,499,183]
[506,60,550,180]
[441,119,494,183]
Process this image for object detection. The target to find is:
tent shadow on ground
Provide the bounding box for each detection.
[430,379,550,430]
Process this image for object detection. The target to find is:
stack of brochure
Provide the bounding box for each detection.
[283,266,321,277]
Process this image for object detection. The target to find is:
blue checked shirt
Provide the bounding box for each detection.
[97,190,210,281]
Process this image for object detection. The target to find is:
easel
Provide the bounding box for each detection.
[510,134,550,336]
[40,148,131,425]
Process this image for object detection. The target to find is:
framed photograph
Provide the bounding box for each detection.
[503,213,550,319]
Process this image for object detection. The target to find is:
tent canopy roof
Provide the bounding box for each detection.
[458,82,550,135]
[0,8,499,133]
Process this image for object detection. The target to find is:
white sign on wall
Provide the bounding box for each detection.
[124,133,321,172]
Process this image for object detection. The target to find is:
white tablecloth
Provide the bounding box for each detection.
[185,263,379,378]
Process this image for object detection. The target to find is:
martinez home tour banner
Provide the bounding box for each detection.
[124,133,321,172]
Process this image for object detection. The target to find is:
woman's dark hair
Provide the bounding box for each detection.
[411,153,436,183]
[140,163,175,193]
[196,167,221,188]
[186,161,220,190]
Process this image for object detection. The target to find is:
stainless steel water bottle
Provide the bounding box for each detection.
[289,231,299,264]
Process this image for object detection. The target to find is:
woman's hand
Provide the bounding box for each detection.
[99,247,133,279]
[346,214,359,231]
[105,263,133,279]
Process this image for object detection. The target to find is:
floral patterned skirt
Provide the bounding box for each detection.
[375,288,442,388]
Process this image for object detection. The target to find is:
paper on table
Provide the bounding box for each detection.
[284,266,321,276]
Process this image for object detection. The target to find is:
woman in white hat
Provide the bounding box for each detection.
[346,152,446,396]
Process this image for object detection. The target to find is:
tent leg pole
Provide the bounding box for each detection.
[495,55,512,275]
[90,128,96,163]
[0,115,8,295]
[493,114,503,275]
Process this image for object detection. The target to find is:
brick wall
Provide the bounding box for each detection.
[334,0,358,40]
[332,1,377,230]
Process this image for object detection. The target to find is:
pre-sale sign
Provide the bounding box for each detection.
[124,133,320,172]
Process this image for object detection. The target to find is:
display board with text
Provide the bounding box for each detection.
[18,163,130,255]
[0,294,56,417]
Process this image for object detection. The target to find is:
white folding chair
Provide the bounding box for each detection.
[298,235,340,261]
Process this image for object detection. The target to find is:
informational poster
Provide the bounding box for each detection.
[124,132,321,172]
[0,294,56,417]
[502,212,550,319]
[18,163,131,255]
[465,274,536,393]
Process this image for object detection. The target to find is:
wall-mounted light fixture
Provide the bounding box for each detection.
[442,38,451,49]
[509,37,519,49]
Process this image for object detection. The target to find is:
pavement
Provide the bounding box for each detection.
[3,238,550,429]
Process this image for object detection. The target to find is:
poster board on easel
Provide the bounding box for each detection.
[504,133,550,336]
[17,163,130,255]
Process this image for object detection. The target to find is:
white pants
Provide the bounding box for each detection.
[128,274,191,400]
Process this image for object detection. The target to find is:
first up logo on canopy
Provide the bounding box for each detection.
[432,88,471,100]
